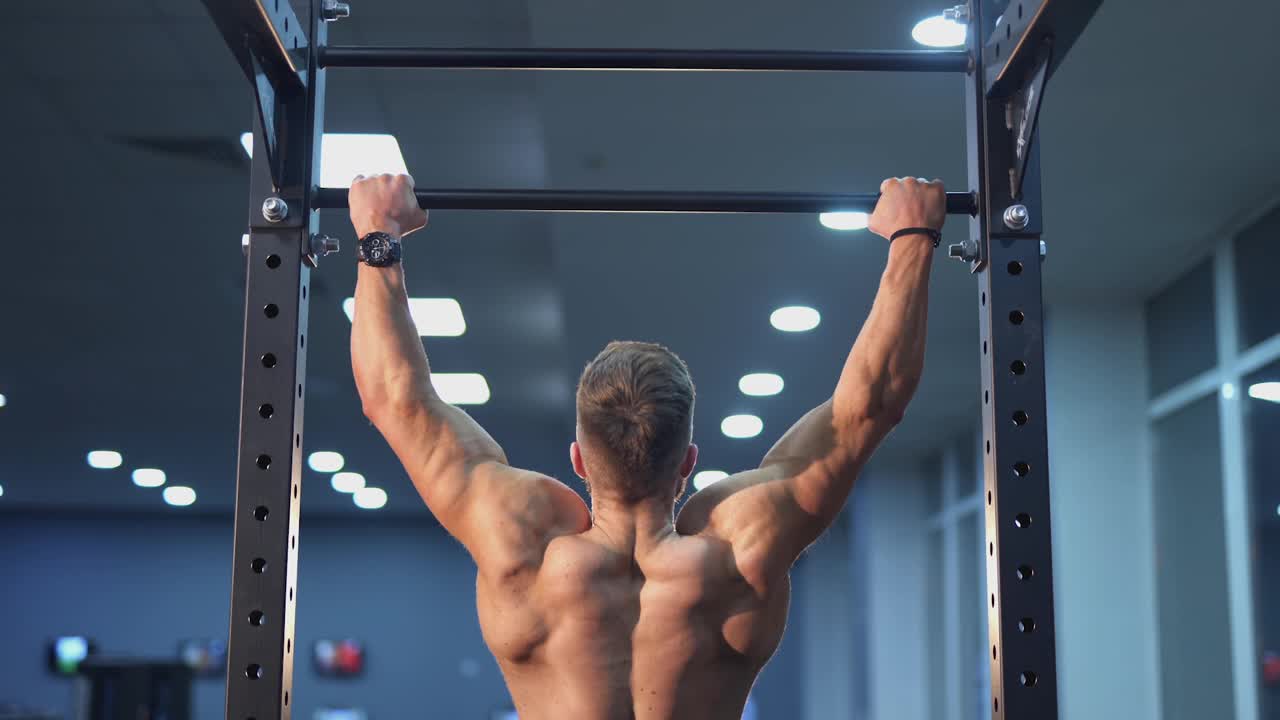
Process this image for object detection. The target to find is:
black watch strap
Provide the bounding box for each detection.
[358,232,402,267]
[890,227,942,248]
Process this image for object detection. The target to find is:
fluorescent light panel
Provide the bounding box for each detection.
[342,297,467,337]
[911,15,967,47]
[354,486,388,510]
[87,450,123,469]
[240,133,408,189]
[770,306,820,333]
[308,451,345,473]
[163,486,197,507]
[739,373,784,397]
[433,374,491,405]
[1248,382,1280,403]
[721,414,763,439]
[331,472,366,494]
[132,468,166,488]
[693,470,728,491]
[819,211,869,231]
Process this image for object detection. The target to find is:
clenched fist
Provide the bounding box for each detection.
[868,177,946,242]
[349,173,429,239]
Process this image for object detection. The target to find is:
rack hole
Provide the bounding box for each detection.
[1017,564,1035,581]
[1009,310,1025,325]
[996,42,1002,57]
[989,542,994,556]
[251,558,267,574]
[298,384,303,398]
[254,506,269,521]
[285,691,290,706]
[987,490,992,506]
[248,610,265,626]
[289,586,294,601]
[264,304,279,319]
[261,353,277,369]
[982,291,986,306]
[266,254,281,269]
[986,440,991,455]
[300,334,305,348]
[1011,360,1027,375]
[1019,617,1036,633]
[257,454,272,470]
[983,340,988,355]
[1015,513,1032,528]
[994,697,999,714]
[992,644,998,660]
[284,17,289,31]
[291,536,296,550]
[259,403,274,419]
[1008,260,1024,275]
[245,664,262,679]
[1020,671,1038,688]
[287,639,292,653]
[1013,461,1031,477]
[295,434,300,448]
[1018,3,1024,19]
[985,390,990,405]
[302,285,307,299]
[294,483,299,499]
[991,593,996,608]
[1006,23,1011,39]
[1012,410,1029,426]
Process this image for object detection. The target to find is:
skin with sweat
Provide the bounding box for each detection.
[347,173,944,719]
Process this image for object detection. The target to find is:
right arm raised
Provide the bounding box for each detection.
[677,178,945,581]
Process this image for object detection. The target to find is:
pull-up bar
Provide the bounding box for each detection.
[313,188,979,215]
[317,47,971,73]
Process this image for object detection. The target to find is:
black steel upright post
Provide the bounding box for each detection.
[222,1,326,718]
[967,0,1060,718]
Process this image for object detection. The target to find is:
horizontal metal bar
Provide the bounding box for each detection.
[315,188,977,215]
[318,47,971,73]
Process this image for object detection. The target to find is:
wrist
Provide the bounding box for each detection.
[354,220,402,239]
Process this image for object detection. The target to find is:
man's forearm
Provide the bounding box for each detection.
[351,260,436,414]
[833,235,933,427]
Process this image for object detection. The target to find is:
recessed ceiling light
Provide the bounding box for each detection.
[693,470,728,491]
[819,211,869,231]
[331,472,366,494]
[163,486,197,507]
[242,133,409,189]
[308,451,345,473]
[911,15,967,47]
[0,393,7,407]
[0,483,5,498]
[433,374,491,405]
[770,306,820,333]
[739,373,784,397]
[132,468,166,488]
[1248,382,1280,403]
[1221,383,1236,400]
[721,415,763,439]
[342,297,467,337]
[354,486,388,510]
[87,450,123,470]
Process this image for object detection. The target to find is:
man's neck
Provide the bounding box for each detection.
[589,495,677,553]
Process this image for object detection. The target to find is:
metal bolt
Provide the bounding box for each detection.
[311,234,341,257]
[944,3,971,23]
[1003,204,1030,230]
[948,239,979,263]
[322,0,351,21]
[1040,240,1047,259]
[262,197,288,223]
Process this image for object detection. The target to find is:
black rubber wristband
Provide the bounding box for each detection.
[890,227,941,248]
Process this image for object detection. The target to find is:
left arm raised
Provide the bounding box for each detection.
[349,175,587,572]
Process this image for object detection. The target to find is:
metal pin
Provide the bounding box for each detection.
[322,0,351,22]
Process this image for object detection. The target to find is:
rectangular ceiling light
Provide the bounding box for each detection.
[240,132,408,189]
[432,374,491,405]
[342,297,466,337]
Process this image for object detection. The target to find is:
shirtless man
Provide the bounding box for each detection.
[348,174,943,719]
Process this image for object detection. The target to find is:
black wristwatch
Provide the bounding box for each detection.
[357,232,402,267]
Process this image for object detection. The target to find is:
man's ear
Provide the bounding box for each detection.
[678,444,699,480]
[570,441,588,480]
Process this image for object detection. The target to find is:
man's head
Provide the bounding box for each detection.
[572,341,698,504]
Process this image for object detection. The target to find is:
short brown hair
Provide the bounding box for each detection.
[576,341,695,498]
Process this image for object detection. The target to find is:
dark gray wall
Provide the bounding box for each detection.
[0,513,802,720]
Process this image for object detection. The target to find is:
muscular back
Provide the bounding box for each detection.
[477,526,790,720]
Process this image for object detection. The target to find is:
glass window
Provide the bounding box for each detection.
[926,529,948,720]
[1146,259,1218,397]
[925,455,945,517]
[1243,360,1280,720]
[1152,395,1235,720]
[1235,204,1280,350]
[957,513,988,720]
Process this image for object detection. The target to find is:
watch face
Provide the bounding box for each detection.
[368,237,389,261]
[361,234,398,265]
